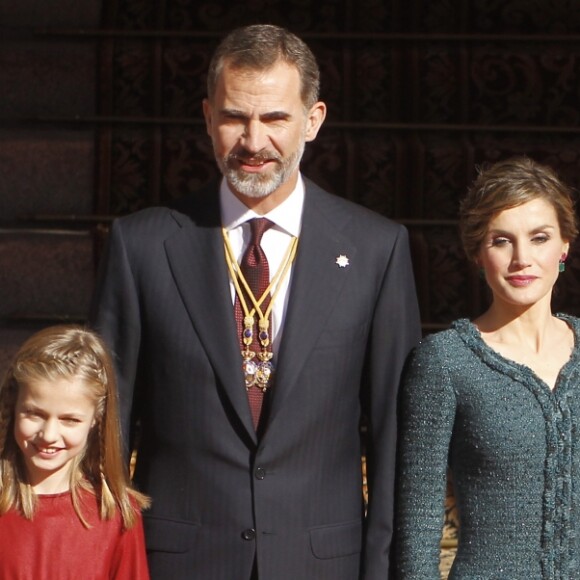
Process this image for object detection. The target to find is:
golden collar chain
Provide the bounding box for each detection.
[222,227,298,391]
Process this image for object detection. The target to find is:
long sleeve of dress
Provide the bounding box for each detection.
[394,336,457,579]
[110,512,150,579]
[394,316,580,578]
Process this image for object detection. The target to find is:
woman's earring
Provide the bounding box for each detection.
[559,254,567,273]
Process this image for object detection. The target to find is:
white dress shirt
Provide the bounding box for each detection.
[220,176,304,355]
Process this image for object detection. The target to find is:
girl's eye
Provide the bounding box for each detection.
[22,409,41,418]
[61,418,81,425]
[532,235,549,244]
[491,237,510,247]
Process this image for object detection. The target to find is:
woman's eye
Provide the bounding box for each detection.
[491,237,509,247]
[532,235,549,244]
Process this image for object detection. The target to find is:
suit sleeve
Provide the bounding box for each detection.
[89,218,142,451]
[393,338,457,578]
[361,224,421,579]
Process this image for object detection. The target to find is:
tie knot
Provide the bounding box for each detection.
[249,218,273,246]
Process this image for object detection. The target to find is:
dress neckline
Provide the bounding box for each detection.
[36,490,72,499]
[452,314,580,395]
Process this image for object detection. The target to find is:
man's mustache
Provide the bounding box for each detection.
[228,150,281,163]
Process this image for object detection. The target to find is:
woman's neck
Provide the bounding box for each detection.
[474,301,574,390]
[474,300,556,352]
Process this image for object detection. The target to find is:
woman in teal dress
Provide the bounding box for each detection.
[394,156,580,579]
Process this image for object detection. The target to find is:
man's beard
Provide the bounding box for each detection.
[216,140,305,199]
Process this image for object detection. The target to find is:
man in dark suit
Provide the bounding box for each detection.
[91,24,420,580]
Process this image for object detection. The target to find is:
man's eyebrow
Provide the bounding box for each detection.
[260,111,292,121]
[220,108,246,117]
[219,108,292,121]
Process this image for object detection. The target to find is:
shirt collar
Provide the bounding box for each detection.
[220,176,304,237]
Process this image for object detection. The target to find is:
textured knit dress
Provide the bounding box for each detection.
[394,315,580,579]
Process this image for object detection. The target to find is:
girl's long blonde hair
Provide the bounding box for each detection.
[0,325,149,528]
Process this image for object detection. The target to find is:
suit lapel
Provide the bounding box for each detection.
[268,184,357,426]
[160,183,357,440]
[164,193,258,441]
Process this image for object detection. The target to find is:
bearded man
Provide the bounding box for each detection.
[90,24,420,580]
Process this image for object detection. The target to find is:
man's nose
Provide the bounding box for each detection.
[240,119,268,153]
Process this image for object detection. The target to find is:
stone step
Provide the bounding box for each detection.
[0,40,96,120]
[0,0,100,28]
[0,229,95,320]
[0,324,48,380]
[0,128,95,223]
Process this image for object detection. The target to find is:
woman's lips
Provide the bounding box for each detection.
[506,275,537,287]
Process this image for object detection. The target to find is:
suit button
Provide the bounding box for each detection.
[255,467,266,480]
[242,528,256,541]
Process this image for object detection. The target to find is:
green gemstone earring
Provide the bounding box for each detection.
[559,253,567,273]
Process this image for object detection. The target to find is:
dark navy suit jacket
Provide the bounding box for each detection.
[91,178,421,580]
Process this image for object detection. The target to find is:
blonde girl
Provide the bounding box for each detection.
[0,325,150,579]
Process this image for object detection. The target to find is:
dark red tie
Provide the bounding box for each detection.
[234,218,273,429]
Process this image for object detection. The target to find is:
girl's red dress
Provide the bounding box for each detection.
[0,488,149,579]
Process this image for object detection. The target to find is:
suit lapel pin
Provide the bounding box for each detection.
[335,255,349,268]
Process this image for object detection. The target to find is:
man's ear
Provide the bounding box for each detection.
[202,98,213,137]
[304,101,327,142]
